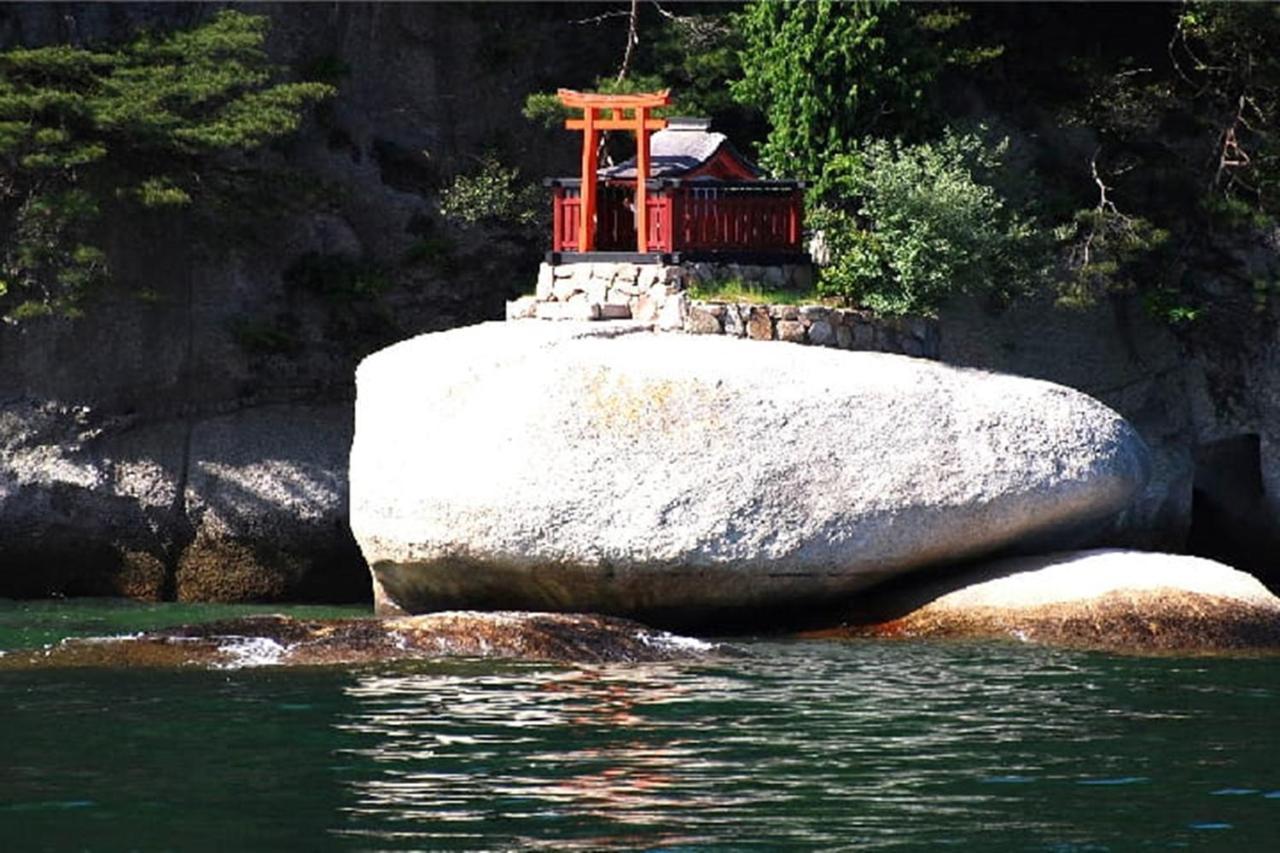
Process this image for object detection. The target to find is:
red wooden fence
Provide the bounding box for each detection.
[552,182,803,254]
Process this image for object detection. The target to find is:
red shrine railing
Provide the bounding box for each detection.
[551,185,583,251]
[550,180,804,255]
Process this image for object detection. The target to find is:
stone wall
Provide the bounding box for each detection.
[679,301,939,358]
[509,262,689,325]
[507,261,940,359]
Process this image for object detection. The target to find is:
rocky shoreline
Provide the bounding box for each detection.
[0,611,718,669]
[809,549,1280,654]
[340,320,1280,654]
[8,314,1280,659]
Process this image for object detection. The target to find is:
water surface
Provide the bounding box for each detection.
[2,599,1277,850]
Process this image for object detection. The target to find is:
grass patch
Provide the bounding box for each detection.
[687,277,826,306]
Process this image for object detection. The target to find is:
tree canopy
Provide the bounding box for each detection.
[0,10,333,320]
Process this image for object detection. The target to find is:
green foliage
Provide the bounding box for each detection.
[813,130,1044,316]
[283,253,390,304]
[1174,1,1280,219]
[523,73,676,129]
[687,277,818,307]
[647,12,745,120]
[402,234,458,277]
[230,314,302,356]
[731,0,939,179]
[521,91,571,129]
[133,177,191,208]
[438,152,545,234]
[0,11,334,322]
[1055,202,1171,311]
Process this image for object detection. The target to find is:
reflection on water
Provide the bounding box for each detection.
[327,642,1234,850]
[2,607,1277,852]
[334,667,731,848]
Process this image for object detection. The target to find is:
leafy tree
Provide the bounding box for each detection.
[1173,1,1280,222]
[731,0,938,180]
[813,130,1043,316]
[0,10,334,320]
[438,151,546,238]
[523,72,676,130]
[1052,148,1173,314]
[522,3,757,158]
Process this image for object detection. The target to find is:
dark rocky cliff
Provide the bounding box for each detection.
[0,3,622,601]
[1,2,1276,602]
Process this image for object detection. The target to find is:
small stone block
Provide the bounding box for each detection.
[808,319,836,346]
[634,294,660,323]
[762,266,787,288]
[551,276,580,302]
[535,300,600,321]
[686,304,724,335]
[788,264,814,290]
[505,296,539,321]
[598,303,633,320]
[835,323,853,349]
[657,293,689,331]
[535,264,554,301]
[777,319,806,343]
[853,323,875,348]
[746,307,773,341]
[723,304,746,337]
[586,278,609,305]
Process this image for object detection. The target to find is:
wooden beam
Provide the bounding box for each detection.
[557,88,671,109]
[565,118,667,131]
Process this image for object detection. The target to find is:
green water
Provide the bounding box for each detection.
[1,600,1278,851]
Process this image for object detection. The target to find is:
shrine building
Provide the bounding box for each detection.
[545,89,807,266]
[510,89,810,324]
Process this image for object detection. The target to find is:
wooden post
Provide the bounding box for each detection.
[552,186,563,251]
[635,108,650,253]
[579,107,598,253]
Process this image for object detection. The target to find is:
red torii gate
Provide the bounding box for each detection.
[557,88,671,253]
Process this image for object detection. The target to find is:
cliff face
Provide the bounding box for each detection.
[938,284,1280,591]
[0,3,621,601]
[0,3,1276,601]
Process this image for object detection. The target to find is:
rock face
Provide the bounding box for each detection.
[0,401,366,602]
[351,321,1151,622]
[0,612,716,669]
[821,549,1280,652]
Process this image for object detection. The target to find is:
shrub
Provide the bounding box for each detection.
[438,152,545,235]
[813,129,1045,315]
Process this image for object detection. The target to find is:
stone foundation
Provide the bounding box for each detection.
[506,260,939,359]
[682,301,939,358]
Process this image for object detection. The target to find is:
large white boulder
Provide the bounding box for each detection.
[825,549,1280,652]
[350,322,1150,621]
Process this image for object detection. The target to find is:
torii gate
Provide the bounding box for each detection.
[557,88,671,253]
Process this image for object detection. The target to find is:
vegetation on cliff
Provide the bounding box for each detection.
[474,1,1278,322]
[0,10,332,321]
[0,2,1274,326]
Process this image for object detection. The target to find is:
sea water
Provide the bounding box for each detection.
[1,599,1277,850]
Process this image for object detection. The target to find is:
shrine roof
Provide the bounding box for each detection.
[599,118,763,180]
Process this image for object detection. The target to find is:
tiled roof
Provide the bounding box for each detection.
[599,124,761,179]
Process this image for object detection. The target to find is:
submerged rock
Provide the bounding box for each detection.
[351,321,1149,622]
[0,612,716,670]
[814,549,1280,653]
